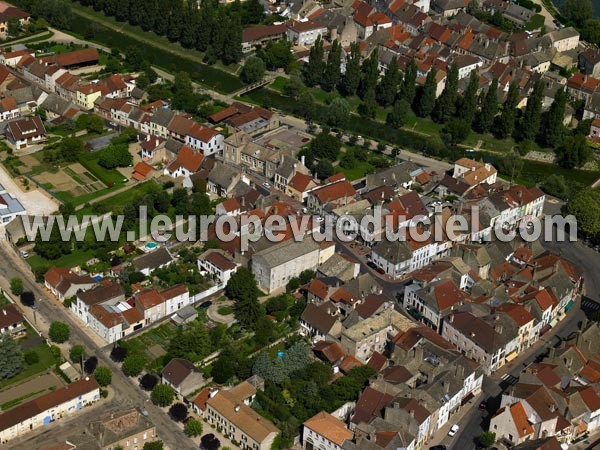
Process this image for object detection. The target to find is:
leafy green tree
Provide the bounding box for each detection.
[212,349,236,383]
[0,333,23,379]
[340,42,361,96]
[475,78,498,133]
[254,315,274,346]
[226,268,262,328]
[281,342,311,375]
[563,0,593,27]
[387,99,410,128]
[24,350,39,365]
[358,87,377,119]
[184,418,203,437]
[240,56,265,84]
[441,118,471,145]
[479,431,496,447]
[517,79,544,141]
[497,152,524,181]
[10,277,23,296]
[49,321,70,343]
[556,134,591,168]
[582,19,600,45]
[326,97,350,128]
[282,75,305,99]
[414,69,437,117]
[541,174,570,199]
[539,87,567,148]
[94,366,112,387]
[296,91,316,120]
[432,63,458,123]
[400,59,418,105]
[98,144,133,169]
[69,345,85,363]
[304,36,325,87]
[151,384,175,407]
[494,82,519,139]
[322,40,342,92]
[315,159,334,180]
[358,48,379,99]
[169,402,188,422]
[459,70,479,126]
[253,351,286,384]
[241,0,265,24]
[143,441,164,450]
[311,133,341,160]
[377,58,400,107]
[261,40,293,70]
[122,354,146,377]
[568,188,600,239]
[168,322,209,361]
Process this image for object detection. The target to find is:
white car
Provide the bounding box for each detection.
[448,425,459,437]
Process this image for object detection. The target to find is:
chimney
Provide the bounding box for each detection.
[234,405,240,412]
[301,155,305,166]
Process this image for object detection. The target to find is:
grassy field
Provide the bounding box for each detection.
[76,180,158,217]
[27,249,96,272]
[122,321,178,360]
[66,2,244,94]
[0,343,59,390]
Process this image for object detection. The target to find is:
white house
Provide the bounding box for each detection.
[198,251,239,285]
[302,411,353,450]
[0,377,100,445]
[185,124,223,157]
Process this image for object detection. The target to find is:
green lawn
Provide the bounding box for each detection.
[76,180,158,216]
[525,14,545,31]
[0,343,59,390]
[27,250,96,273]
[122,321,179,360]
[335,160,375,181]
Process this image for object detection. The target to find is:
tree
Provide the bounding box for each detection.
[110,345,128,362]
[122,354,146,377]
[377,58,400,107]
[459,70,479,126]
[387,99,410,128]
[414,69,437,117]
[240,56,265,84]
[358,87,377,119]
[539,87,567,148]
[69,345,85,363]
[479,431,496,447]
[358,48,379,99]
[497,152,524,181]
[84,356,98,374]
[49,321,70,343]
[495,82,519,139]
[56,136,85,162]
[441,118,471,145]
[322,40,341,92]
[10,277,23,296]
[281,342,311,375]
[98,144,133,169]
[475,78,498,133]
[311,133,341,160]
[304,36,325,87]
[7,18,20,37]
[556,134,591,169]
[282,75,304,99]
[252,351,286,384]
[254,315,274,346]
[184,418,203,437]
[94,366,112,387]
[296,91,316,120]
[568,188,600,240]
[169,402,188,422]
[517,79,544,141]
[140,373,159,391]
[226,268,262,329]
[563,0,593,27]
[341,42,361,96]
[143,442,164,450]
[400,59,418,105]
[241,0,265,24]
[212,349,236,383]
[582,19,600,46]
[541,174,570,199]
[326,97,350,128]
[0,334,23,379]
[261,40,293,70]
[432,63,458,123]
[151,384,175,407]
[168,322,209,361]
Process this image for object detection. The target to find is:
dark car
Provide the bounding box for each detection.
[429,446,447,450]
[198,301,212,309]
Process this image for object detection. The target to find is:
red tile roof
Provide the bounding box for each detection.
[510,402,534,437]
[311,181,356,204]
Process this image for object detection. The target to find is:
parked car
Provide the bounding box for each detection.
[429,446,447,450]
[198,301,212,309]
[448,425,459,437]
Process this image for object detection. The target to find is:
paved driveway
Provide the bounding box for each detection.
[0,164,58,216]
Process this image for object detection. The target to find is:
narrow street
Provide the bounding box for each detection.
[0,241,195,450]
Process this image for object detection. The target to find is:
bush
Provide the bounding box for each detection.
[24,350,39,365]
[10,277,23,296]
[140,373,159,391]
[151,384,175,407]
[49,321,70,343]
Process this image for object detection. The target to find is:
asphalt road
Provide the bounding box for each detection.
[0,241,195,450]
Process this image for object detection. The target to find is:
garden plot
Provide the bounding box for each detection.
[34,163,106,198]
